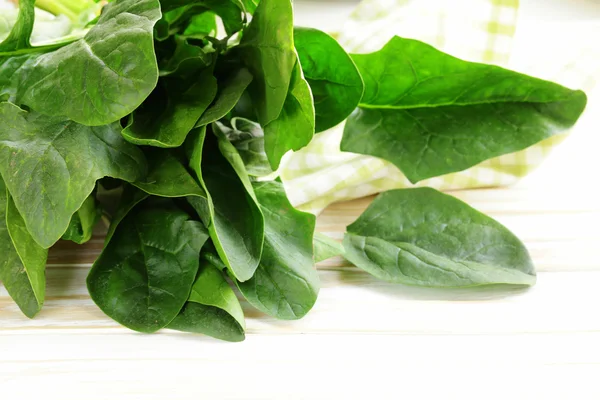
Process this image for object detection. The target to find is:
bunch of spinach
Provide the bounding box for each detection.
[0,0,586,342]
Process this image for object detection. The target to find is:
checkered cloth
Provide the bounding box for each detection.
[281,0,600,214]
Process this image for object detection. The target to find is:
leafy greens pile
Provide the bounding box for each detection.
[0,0,587,342]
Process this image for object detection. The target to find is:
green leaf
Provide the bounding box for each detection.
[133,149,207,199]
[183,12,217,37]
[168,261,245,342]
[294,27,363,132]
[160,0,245,35]
[237,181,319,320]
[196,68,253,127]
[342,37,587,183]
[0,177,48,318]
[87,205,209,333]
[222,117,272,177]
[187,127,264,282]
[158,36,214,77]
[263,59,315,170]
[240,0,259,14]
[0,0,161,126]
[0,0,35,51]
[0,103,147,248]
[62,192,101,245]
[105,186,149,243]
[313,232,344,263]
[239,0,295,127]
[343,188,537,287]
[122,69,218,148]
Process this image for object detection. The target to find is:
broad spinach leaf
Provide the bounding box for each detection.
[343,188,536,287]
[0,177,48,318]
[87,205,209,333]
[342,37,587,183]
[0,0,34,52]
[62,192,101,245]
[186,127,264,282]
[294,27,363,132]
[168,261,245,342]
[0,0,161,126]
[239,0,295,127]
[196,67,253,127]
[133,149,207,199]
[237,181,319,320]
[313,232,344,263]
[122,69,218,148]
[263,59,315,170]
[0,103,147,248]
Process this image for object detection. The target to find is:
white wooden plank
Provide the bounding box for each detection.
[1,333,600,399]
[2,268,599,336]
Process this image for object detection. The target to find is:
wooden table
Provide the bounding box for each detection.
[1,185,599,399]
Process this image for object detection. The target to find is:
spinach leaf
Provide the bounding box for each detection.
[87,205,209,333]
[239,0,295,127]
[263,59,315,170]
[186,127,264,282]
[122,69,218,148]
[168,261,245,342]
[105,186,149,243]
[313,232,344,263]
[133,149,207,199]
[0,102,147,248]
[62,192,101,245]
[196,68,253,127]
[294,27,363,132]
[1,0,161,126]
[342,37,587,183]
[160,0,245,35]
[222,117,272,177]
[0,0,34,52]
[0,177,48,318]
[240,0,259,14]
[158,36,215,77]
[343,188,536,287]
[237,181,319,320]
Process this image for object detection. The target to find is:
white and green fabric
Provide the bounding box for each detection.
[280,0,600,214]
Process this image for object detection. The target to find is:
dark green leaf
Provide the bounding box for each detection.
[0,0,34,51]
[263,60,315,170]
[196,68,253,127]
[343,188,536,287]
[168,261,245,342]
[0,0,161,126]
[342,36,587,183]
[62,193,101,245]
[0,103,147,248]
[223,118,272,177]
[313,232,344,263]
[88,206,209,333]
[122,69,218,148]
[237,181,319,320]
[133,149,207,199]
[294,27,363,132]
[187,127,264,282]
[160,0,245,35]
[0,177,48,318]
[158,36,214,77]
[239,0,295,126]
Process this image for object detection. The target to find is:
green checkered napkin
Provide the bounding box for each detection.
[280,0,599,214]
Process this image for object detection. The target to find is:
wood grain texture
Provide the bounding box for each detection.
[1,186,599,399]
